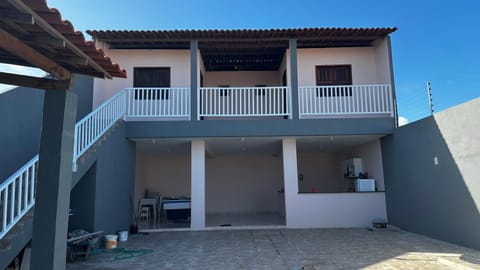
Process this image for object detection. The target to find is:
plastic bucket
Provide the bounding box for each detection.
[105,234,118,249]
[118,230,128,242]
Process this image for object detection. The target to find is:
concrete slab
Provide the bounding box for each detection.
[66,228,480,270]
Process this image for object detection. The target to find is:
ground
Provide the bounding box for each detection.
[66,228,480,270]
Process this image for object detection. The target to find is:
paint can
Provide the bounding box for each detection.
[105,234,118,249]
[118,230,128,242]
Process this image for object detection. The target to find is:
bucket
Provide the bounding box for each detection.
[118,230,128,242]
[105,234,118,249]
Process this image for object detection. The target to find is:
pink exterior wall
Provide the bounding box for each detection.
[205,153,284,215]
[297,47,378,86]
[93,49,191,108]
[205,71,281,87]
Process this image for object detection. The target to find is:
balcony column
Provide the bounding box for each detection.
[190,40,198,121]
[289,39,299,120]
[191,140,205,229]
[282,138,298,228]
[31,90,77,270]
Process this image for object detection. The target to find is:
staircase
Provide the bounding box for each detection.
[0,89,128,268]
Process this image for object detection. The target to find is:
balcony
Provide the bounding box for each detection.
[119,84,393,121]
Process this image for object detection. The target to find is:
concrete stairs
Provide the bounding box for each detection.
[0,119,123,268]
[0,209,34,270]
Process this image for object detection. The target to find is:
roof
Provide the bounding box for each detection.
[87,27,396,72]
[0,0,126,79]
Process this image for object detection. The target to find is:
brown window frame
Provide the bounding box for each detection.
[133,67,171,100]
[315,65,353,97]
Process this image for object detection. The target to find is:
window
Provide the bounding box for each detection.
[133,67,171,99]
[315,65,352,97]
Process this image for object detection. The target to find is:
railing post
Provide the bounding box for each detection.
[289,39,299,120]
[190,40,198,121]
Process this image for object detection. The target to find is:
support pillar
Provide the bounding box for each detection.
[289,39,299,120]
[31,90,77,270]
[191,140,205,229]
[282,138,298,228]
[190,40,199,121]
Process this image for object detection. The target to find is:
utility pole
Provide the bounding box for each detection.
[426,81,434,115]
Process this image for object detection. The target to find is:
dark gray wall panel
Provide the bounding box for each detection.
[382,98,480,250]
[126,117,395,138]
[93,122,136,234]
[0,87,43,181]
[69,164,97,232]
[0,75,93,182]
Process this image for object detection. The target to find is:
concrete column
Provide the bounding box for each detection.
[31,90,77,270]
[191,140,205,229]
[289,39,299,120]
[282,138,298,228]
[190,40,199,121]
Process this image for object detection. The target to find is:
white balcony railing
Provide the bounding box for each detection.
[199,87,291,118]
[73,90,126,170]
[299,84,393,118]
[125,88,190,119]
[0,155,37,239]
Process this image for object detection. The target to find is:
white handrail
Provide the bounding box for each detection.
[0,155,38,239]
[298,84,393,118]
[72,90,126,171]
[199,87,291,117]
[124,88,190,118]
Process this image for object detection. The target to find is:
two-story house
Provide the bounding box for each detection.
[81,27,397,231]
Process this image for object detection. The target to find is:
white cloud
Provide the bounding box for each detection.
[0,64,47,94]
[398,116,409,127]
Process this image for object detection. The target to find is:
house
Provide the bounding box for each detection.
[1,26,400,267]
[82,27,398,230]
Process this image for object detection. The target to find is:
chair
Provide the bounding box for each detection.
[139,206,150,222]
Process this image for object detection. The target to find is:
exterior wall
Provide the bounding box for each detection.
[69,164,96,232]
[93,49,191,108]
[0,75,93,182]
[134,152,191,204]
[373,38,392,84]
[382,98,480,250]
[338,139,386,191]
[297,47,377,86]
[126,118,395,138]
[204,71,281,87]
[297,152,343,193]
[283,139,387,228]
[205,153,283,214]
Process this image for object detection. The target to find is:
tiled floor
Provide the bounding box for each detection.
[66,228,480,270]
[138,213,285,231]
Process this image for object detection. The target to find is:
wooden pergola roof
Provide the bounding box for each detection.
[0,0,126,90]
[88,27,397,71]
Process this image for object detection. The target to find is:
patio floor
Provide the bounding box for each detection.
[66,228,480,270]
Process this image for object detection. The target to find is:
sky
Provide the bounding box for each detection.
[1,0,479,124]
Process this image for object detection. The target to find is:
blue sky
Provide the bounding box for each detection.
[3,0,479,123]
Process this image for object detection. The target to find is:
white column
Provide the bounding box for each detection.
[282,138,298,228]
[191,140,205,229]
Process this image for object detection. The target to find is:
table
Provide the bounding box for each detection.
[162,199,191,220]
[139,198,157,221]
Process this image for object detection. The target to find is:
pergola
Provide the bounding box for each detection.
[0,1,125,269]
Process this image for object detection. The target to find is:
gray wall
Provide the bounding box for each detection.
[69,122,136,234]
[382,98,480,250]
[127,117,395,139]
[0,75,94,182]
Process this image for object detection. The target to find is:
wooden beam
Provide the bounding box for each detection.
[0,27,71,80]
[0,8,32,24]
[7,0,113,79]
[0,72,71,90]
